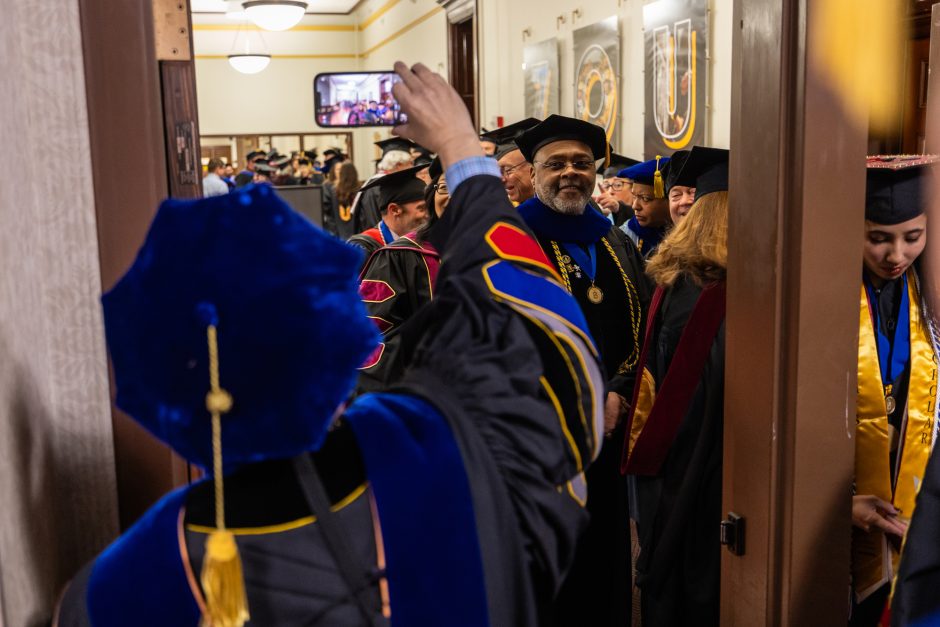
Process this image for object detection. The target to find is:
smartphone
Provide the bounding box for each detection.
[314,72,407,128]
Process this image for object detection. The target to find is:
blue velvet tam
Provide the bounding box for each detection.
[101,184,379,470]
[619,156,670,186]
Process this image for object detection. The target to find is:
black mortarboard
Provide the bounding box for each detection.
[484,118,541,161]
[246,150,266,162]
[601,152,641,178]
[253,162,276,174]
[264,149,279,160]
[674,146,729,201]
[865,155,938,225]
[303,149,318,161]
[271,156,291,169]
[428,157,443,181]
[515,114,609,165]
[664,150,691,191]
[359,164,429,212]
[375,137,416,156]
[323,148,341,158]
[414,154,433,168]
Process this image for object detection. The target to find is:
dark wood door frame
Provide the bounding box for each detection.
[447,13,478,128]
[723,1,864,623]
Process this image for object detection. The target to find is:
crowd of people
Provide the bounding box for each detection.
[60,62,940,627]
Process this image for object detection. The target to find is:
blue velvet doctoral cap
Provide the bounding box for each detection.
[620,156,671,186]
[102,185,379,469]
[866,155,938,225]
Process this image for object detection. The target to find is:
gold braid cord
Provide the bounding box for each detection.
[200,324,250,627]
[549,239,642,373]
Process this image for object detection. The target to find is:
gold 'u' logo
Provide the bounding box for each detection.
[652,19,697,150]
[339,204,351,222]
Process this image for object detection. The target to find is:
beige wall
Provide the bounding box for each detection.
[0,0,119,625]
[193,0,448,178]
[478,0,733,157]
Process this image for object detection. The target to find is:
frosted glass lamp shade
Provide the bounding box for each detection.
[228,54,271,74]
[242,1,307,31]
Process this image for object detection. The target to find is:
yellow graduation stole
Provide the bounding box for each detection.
[853,269,937,601]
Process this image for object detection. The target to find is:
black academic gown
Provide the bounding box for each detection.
[353,186,383,234]
[357,235,439,394]
[518,199,651,627]
[57,174,600,627]
[632,275,725,627]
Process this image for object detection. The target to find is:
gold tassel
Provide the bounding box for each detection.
[604,142,611,170]
[199,324,250,627]
[653,155,665,198]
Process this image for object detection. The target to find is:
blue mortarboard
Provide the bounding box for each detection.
[102,184,379,470]
[866,154,938,225]
[621,156,671,197]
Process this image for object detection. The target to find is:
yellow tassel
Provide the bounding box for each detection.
[200,530,249,627]
[653,155,665,198]
[199,323,249,627]
[604,142,611,170]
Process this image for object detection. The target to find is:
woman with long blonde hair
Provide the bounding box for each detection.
[622,146,729,626]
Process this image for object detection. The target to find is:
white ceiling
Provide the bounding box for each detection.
[190,0,360,15]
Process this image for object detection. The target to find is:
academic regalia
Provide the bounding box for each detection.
[353,185,383,234]
[600,153,641,229]
[514,115,652,627]
[851,155,940,626]
[622,145,730,627]
[57,169,605,627]
[347,165,428,266]
[357,233,440,393]
[619,157,671,258]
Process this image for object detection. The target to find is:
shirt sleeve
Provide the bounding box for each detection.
[445,156,501,192]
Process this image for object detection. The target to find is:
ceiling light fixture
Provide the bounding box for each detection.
[227,25,271,74]
[242,0,308,31]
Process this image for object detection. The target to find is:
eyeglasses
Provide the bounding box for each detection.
[600,181,628,191]
[432,181,449,195]
[534,160,596,173]
[499,161,528,176]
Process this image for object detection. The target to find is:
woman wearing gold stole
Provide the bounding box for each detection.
[851,155,940,627]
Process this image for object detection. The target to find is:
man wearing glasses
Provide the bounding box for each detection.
[596,154,640,227]
[515,114,652,627]
[480,119,541,205]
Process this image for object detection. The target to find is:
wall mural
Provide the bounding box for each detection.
[643,0,708,158]
[573,16,620,144]
[523,38,560,119]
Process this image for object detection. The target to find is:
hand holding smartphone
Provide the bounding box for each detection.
[314,72,408,128]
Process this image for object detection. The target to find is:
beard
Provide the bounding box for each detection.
[535,176,590,215]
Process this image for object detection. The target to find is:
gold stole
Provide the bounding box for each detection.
[854,269,937,601]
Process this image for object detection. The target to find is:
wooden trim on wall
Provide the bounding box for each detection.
[723,0,863,623]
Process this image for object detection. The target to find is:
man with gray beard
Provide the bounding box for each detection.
[515,114,651,627]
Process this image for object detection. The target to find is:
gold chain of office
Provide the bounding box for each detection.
[550,238,642,373]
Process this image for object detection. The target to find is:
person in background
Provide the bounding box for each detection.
[347,164,429,264]
[252,162,275,184]
[514,114,652,627]
[620,157,673,258]
[331,162,361,240]
[321,148,345,176]
[352,139,416,233]
[482,119,540,206]
[663,149,694,224]
[357,158,447,394]
[480,132,498,157]
[595,153,640,227]
[849,155,939,627]
[222,162,236,190]
[234,150,265,188]
[623,145,730,627]
[202,158,229,197]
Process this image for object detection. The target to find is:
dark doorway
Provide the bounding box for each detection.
[448,17,477,128]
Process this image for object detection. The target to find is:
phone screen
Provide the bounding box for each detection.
[314,72,407,128]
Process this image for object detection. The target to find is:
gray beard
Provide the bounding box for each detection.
[535,180,588,215]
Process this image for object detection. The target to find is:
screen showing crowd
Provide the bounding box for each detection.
[315,72,407,127]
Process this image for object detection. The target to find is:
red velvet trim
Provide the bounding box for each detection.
[622,281,726,476]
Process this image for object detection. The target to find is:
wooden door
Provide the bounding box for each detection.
[448,17,477,128]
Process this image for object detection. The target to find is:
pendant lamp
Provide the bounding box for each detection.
[227,25,271,74]
[242,0,308,31]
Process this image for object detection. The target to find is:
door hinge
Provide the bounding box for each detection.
[720,512,745,556]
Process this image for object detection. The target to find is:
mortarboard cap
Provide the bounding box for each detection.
[101,184,378,471]
[663,150,691,191]
[245,150,266,162]
[253,162,276,174]
[271,156,292,169]
[375,137,416,156]
[359,163,429,211]
[303,149,318,161]
[673,147,729,201]
[602,152,641,178]
[264,149,279,160]
[866,154,939,225]
[621,156,671,198]
[515,114,609,165]
[428,157,443,181]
